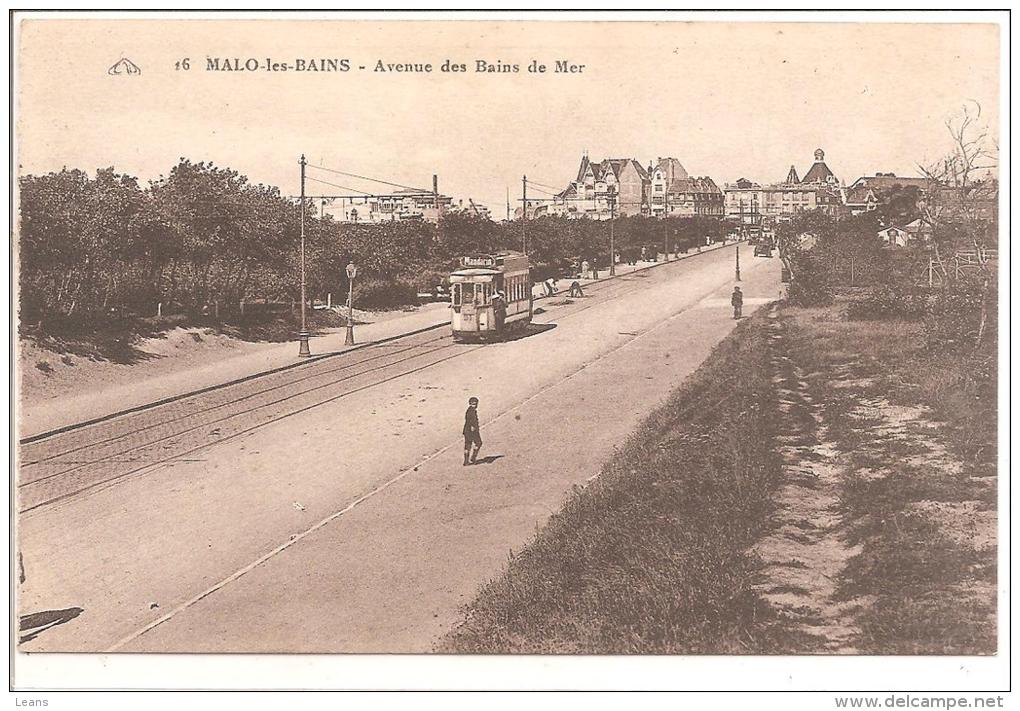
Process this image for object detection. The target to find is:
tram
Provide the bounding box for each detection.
[449,251,532,341]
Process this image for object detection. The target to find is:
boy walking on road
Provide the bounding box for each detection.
[463,396,482,465]
[731,286,744,319]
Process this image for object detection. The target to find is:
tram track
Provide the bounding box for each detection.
[16,249,730,514]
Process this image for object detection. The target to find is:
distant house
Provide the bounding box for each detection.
[844,185,879,215]
[555,154,650,219]
[341,188,454,223]
[936,178,998,223]
[878,225,910,247]
[850,173,929,194]
[648,158,724,218]
[904,218,933,242]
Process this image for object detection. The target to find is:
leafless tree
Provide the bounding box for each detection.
[917,101,998,346]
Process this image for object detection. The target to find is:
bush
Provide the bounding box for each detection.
[352,277,420,310]
[787,254,834,306]
[845,284,930,321]
[922,276,996,351]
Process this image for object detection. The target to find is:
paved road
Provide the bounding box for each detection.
[17,244,780,652]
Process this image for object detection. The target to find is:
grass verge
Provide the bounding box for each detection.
[441,308,782,654]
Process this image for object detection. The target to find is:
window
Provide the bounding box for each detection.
[452,283,462,306]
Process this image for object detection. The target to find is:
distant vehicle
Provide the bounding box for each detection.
[449,251,532,341]
[754,243,774,258]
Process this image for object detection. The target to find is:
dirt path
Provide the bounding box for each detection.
[750,308,866,653]
[750,305,995,654]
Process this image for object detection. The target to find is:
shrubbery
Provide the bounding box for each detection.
[845,284,930,321]
[351,278,421,311]
[787,253,834,306]
[922,276,996,351]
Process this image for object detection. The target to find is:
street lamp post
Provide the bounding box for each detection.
[345,261,357,345]
[735,243,741,282]
[298,154,311,357]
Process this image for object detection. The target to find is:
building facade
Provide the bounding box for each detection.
[649,157,724,217]
[555,155,650,219]
[723,148,847,223]
[341,189,455,224]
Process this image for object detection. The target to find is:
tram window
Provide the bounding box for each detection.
[452,283,461,306]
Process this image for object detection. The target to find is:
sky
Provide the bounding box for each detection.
[16,18,1001,219]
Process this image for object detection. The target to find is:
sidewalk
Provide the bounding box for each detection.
[17,303,451,440]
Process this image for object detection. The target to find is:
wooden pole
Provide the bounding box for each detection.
[298,155,311,356]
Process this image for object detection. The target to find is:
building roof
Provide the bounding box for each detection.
[656,157,689,183]
[785,165,800,184]
[802,161,836,184]
[844,186,877,205]
[801,148,838,185]
[669,176,722,195]
[851,173,928,192]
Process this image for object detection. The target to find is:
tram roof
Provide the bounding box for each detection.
[450,267,501,277]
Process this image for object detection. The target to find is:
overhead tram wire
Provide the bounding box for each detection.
[525,179,564,192]
[303,175,377,196]
[518,184,561,198]
[305,163,431,194]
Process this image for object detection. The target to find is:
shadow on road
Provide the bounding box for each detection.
[19,607,84,644]
[472,455,504,465]
[502,323,557,342]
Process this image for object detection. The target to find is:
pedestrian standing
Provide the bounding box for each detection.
[581,259,590,279]
[590,258,598,280]
[731,286,744,320]
[463,396,482,465]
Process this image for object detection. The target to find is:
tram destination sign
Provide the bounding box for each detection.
[461,255,497,267]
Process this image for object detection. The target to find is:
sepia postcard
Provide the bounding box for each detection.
[9,10,1009,697]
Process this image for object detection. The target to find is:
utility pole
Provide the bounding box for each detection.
[298,154,311,357]
[663,180,670,260]
[506,186,510,222]
[735,242,741,282]
[521,175,528,254]
[609,188,617,276]
[433,174,441,243]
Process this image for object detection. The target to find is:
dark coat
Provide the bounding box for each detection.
[731,290,744,306]
[463,407,479,436]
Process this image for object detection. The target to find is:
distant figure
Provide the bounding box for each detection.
[731,286,744,320]
[493,290,506,330]
[544,278,557,297]
[569,280,584,298]
[641,246,647,262]
[590,259,598,280]
[581,259,590,279]
[463,397,482,466]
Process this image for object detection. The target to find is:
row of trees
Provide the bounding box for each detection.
[19,159,731,327]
